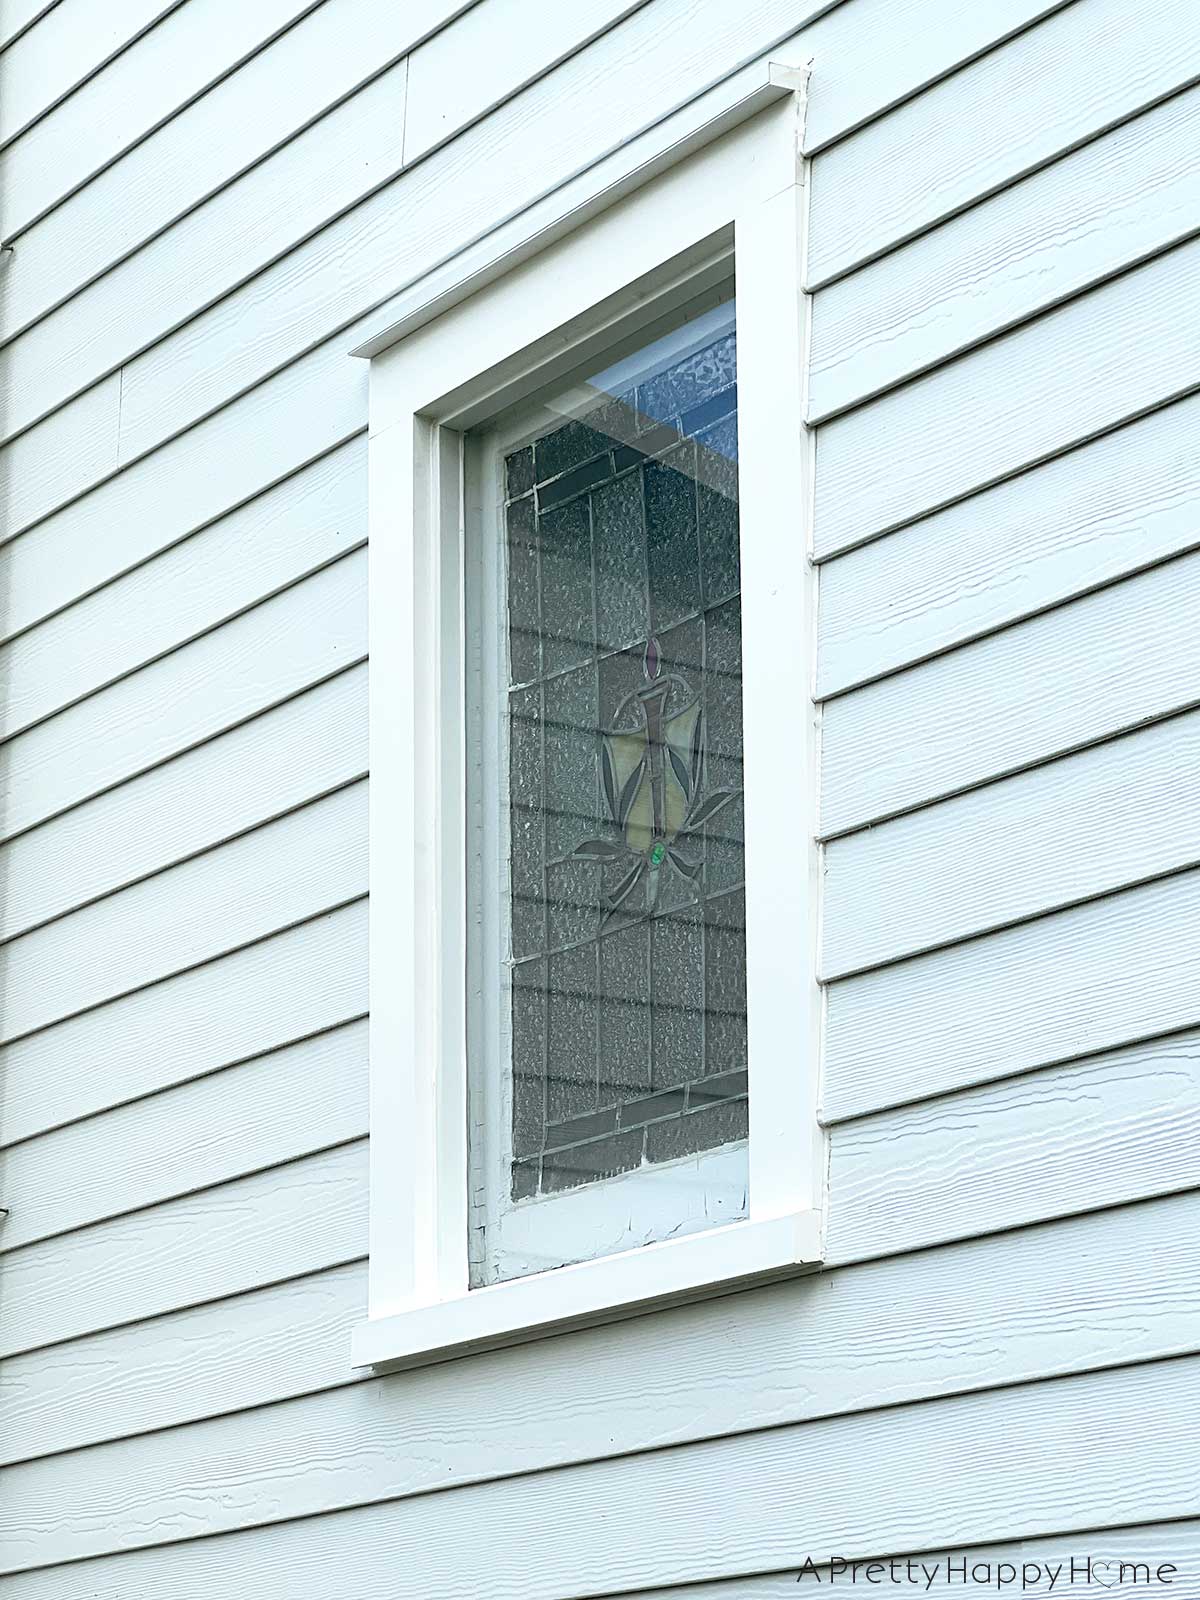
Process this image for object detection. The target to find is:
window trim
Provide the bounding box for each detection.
[354,74,823,1374]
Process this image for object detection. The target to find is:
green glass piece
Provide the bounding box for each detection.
[650,842,665,865]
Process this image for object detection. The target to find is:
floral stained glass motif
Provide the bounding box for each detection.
[502,304,748,1201]
[574,635,739,924]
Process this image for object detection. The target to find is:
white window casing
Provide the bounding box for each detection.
[354,58,823,1374]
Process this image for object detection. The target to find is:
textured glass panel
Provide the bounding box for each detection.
[592,473,645,654]
[492,301,746,1215]
[508,683,544,961]
[545,942,598,1125]
[506,495,541,685]
[537,497,593,678]
[644,444,700,634]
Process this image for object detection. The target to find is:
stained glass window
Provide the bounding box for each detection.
[472,300,748,1279]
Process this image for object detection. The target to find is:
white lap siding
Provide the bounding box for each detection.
[0,0,1193,1593]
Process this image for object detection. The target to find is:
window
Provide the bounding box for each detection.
[354,64,822,1372]
[468,300,754,1286]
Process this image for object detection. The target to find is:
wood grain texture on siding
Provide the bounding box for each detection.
[2,0,1064,500]
[827,1032,1200,1261]
[108,0,1058,479]
[807,0,1200,286]
[0,372,120,534]
[0,439,364,741]
[0,0,182,152]
[810,82,1200,420]
[0,1261,366,1468]
[821,549,1200,838]
[5,1188,1198,1470]
[0,0,641,451]
[6,1189,1200,1564]
[0,0,61,53]
[822,709,1200,978]
[3,1356,1197,1597]
[402,0,648,162]
[0,346,364,634]
[621,1525,1200,1600]
[0,780,366,1046]
[0,665,366,945]
[799,0,1069,151]
[0,549,365,843]
[816,393,1200,698]
[823,869,1200,1121]
[0,900,366,1147]
[0,1141,367,1360]
[0,1020,367,1252]
[0,0,473,321]
[814,233,1200,558]
[0,62,403,460]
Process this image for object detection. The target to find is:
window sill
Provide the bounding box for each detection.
[351,1209,821,1373]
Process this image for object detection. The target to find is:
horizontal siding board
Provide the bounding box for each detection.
[402,0,648,163]
[0,549,366,843]
[807,0,1200,287]
[0,439,364,741]
[0,665,366,945]
[0,1020,367,1252]
[6,1189,1200,1561]
[0,373,120,533]
[799,0,1069,151]
[815,393,1200,698]
[810,82,1200,420]
[5,1191,1198,1472]
[0,1261,366,1467]
[0,1140,368,1360]
[814,233,1200,558]
[1,0,1077,494]
[624,1527,1200,1600]
[0,0,61,53]
[0,0,640,451]
[0,60,402,463]
[630,1529,1200,1600]
[0,0,473,341]
[823,869,1200,1121]
[821,550,1200,837]
[0,780,366,1046]
[0,0,470,264]
[829,1032,1200,1260]
[0,345,364,636]
[3,1355,1198,1598]
[109,0,1039,476]
[822,709,1200,978]
[0,900,366,1147]
[0,0,182,151]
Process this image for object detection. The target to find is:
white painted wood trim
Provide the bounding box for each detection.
[352,1210,821,1370]
[364,89,823,1369]
[349,58,809,360]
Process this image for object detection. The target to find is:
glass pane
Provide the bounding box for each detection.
[474,299,747,1281]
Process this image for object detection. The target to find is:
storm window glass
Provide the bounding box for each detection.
[469,298,748,1285]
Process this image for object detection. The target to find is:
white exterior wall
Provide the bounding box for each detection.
[1,0,1198,1592]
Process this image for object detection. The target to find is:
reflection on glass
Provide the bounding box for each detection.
[500,302,749,1205]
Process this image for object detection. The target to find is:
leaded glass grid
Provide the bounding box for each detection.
[501,307,749,1202]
